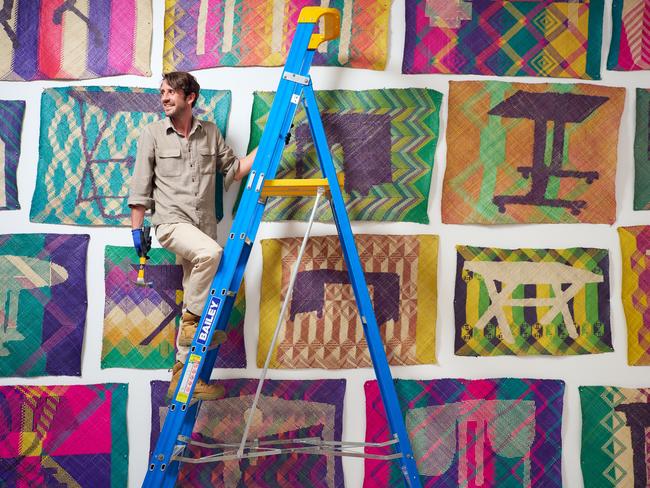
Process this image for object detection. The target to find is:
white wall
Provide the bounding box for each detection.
[0,1,649,486]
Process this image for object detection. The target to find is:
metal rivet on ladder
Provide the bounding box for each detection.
[149,464,155,471]
[170,404,175,411]
[240,233,245,239]
[157,455,164,461]
[181,404,186,411]
[201,346,207,353]
[210,290,215,295]
[161,464,166,471]
[229,233,235,239]
[247,171,256,189]
[221,289,226,295]
[191,346,196,352]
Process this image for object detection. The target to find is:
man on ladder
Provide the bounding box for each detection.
[144,7,423,488]
[128,71,256,400]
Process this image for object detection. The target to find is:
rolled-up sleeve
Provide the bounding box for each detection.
[128,125,156,209]
[215,129,240,191]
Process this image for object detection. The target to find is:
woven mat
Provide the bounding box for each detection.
[238,88,440,223]
[607,0,650,70]
[259,235,437,369]
[365,378,564,487]
[0,234,88,377]
[0,0,151,80]
[163,0,388,70]
[404,0,603,78]
[442,81,625,224]
[634,88,650,210]
[102,245,246,369]
[0,100,24,210]
[455,246,612,356]
[618,226,650,366]
[151,378,345,487]
[580,386,650,487]
[30,86,231,225]
[0,383,128,486]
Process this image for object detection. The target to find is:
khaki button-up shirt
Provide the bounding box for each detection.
[128,117,240,239]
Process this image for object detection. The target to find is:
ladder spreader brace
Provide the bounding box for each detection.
[143,7,422,488]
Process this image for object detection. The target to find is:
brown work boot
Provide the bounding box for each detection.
[178,311,228,348]
[166,361,225,401]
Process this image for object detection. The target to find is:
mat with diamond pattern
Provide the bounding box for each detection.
[30,86,231,226]
[151,378,345,487]
[365,378,564,487]
[163,0,388,71]
[0,0,151,80]
[403,0,604,78]
[102,245,246,369]
[618,226,650,366]
[580,386,650,488]
[239,88,440,223]
[259,234,437,369]
[0,234,88,377]
[0,100,24,210]
[442,81,624,224]
[455,245,612,356]
[0,383,128,487]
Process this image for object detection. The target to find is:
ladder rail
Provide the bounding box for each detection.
[302,85,422,488]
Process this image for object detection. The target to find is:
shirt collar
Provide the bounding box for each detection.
[164,116,203,136]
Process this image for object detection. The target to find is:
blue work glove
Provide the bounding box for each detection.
[131,226,152,258]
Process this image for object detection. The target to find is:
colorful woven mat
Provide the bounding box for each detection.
[239,88,440,223]
[0,234,88,377]
[634,88,650,210]
[442,81,625,224]
[607,0,650,70]
[454,246,612,356]
[102,245,246,369]
[365,378,564,487]
[259,235,437,369]
[151,378,345,487]
[163,0,388,71]
[30,86,231,226]
[0,100,25,210]
[618,226,650,366]
[404,0,604,78]
[0,0,151,80]
[580,386,650,487]
[0,383,128,487]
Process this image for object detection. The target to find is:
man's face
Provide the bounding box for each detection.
[159,80,195,118]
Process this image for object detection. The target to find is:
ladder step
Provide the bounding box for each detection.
[261,173,344,197]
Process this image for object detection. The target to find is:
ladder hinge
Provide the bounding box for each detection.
[283,72,310,85]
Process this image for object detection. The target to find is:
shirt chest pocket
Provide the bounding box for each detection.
[199,145,216,175]
[156,147,182,177]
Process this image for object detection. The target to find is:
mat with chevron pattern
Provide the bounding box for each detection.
[607,0,650,70]
[0,234,88,377]
[30,86,231,226]
[618,226,650,366]
[403,0,604,78]
[0,0,151,81]
[634,88,650,210]
[364,378,564,487]
[454,245,613,356]
[442,81,625,224]
[0,383,128,487]
[580,386,650,487]
[102,245,247,369]
[150,379,345,487]
[163,0,388,71]
[239,88,440,223]
[0,100,24,210]
[259,235,437,369]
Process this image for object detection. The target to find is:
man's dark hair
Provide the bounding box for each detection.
[162,71,200,107]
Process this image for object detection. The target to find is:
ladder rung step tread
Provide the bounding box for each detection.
[261,173,344,197]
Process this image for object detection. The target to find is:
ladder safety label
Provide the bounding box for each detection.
[175,354,202,403]
[197,297,221,346]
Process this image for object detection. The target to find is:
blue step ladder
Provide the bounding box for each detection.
[143,8,422,488]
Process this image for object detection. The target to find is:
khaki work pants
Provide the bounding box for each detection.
[156,222,223,362]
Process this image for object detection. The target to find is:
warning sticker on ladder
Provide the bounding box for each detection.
[175,354,201,403]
